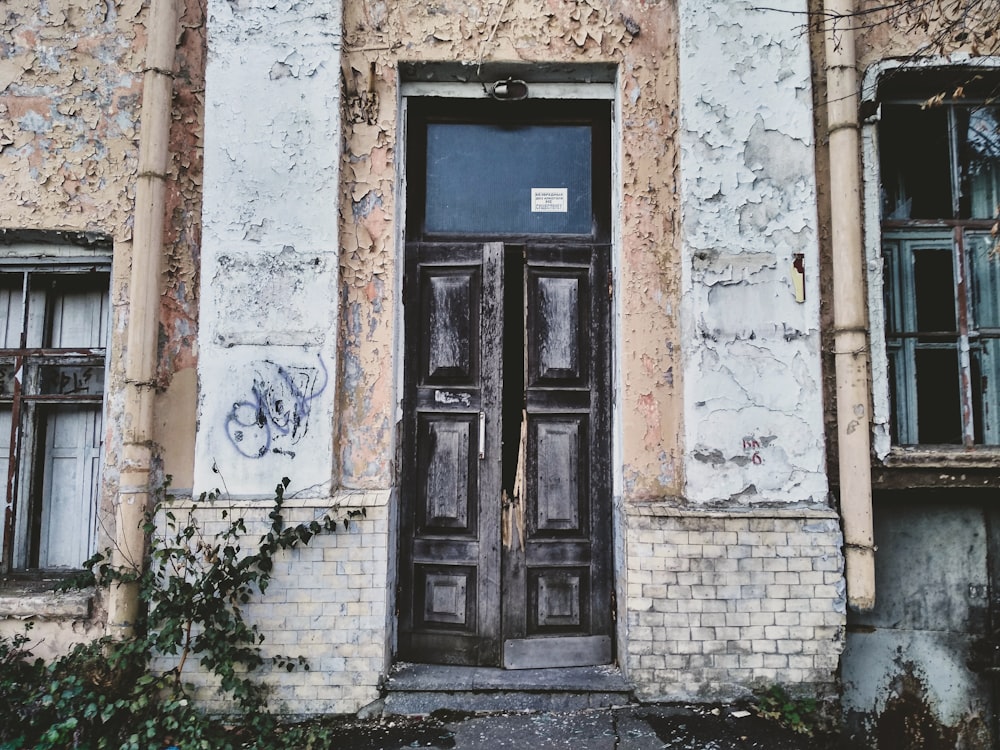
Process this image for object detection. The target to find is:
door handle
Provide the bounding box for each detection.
[478,411,486,460]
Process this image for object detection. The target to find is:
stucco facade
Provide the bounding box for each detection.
[5,0,992,738]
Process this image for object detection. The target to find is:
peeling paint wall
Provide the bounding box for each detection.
[841,498,997,749]
[195,0,342,495]
[193,0,392,713]
[812,3,1000,744]
[0,1,143,235]
[0,0,205,648]
[1,0,855,712]
[340,0,682,498]
[154,0,206,490]
[678,0,828,506]
[0,2,145,545]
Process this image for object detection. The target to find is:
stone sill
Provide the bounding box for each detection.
[626,499,838,519]
[882,446,1000,470]
[0,579,94,619]
[161,488,391,510]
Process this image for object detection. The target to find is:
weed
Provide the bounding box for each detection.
[754,684,820,736]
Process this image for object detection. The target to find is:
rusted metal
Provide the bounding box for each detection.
[883,218,995,230]
[0,348,105,357]
[1,270,31,573]
[2,372,20,574]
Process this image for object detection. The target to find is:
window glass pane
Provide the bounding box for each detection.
[913,248,956,333]
[34,404,101,568]
[0,276,23,348]
[41,275,109,349]
[887,344,911,444]
[880,105,952,219]
[959,106,1000,219]
[425,123,593,235]
[0,406,10,480]
[969,231,1000,329]
[915,348,962,443]
[0,359,14,398]
[974,340,1000,443]
[38,364,105,396]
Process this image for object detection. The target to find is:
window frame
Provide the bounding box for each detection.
[0,239,111,574]
[863,60,1000,467]
[404,98,613,244]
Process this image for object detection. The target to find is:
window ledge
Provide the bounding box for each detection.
[0,579,94,619]
[882,446,1000,470]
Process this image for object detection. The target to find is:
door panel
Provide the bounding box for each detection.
[400,240,611,668]
[533,418,584,532]
[503,245,611,668]
[417,416,475,531]
[422,272,478,382]
[399,243,503,666]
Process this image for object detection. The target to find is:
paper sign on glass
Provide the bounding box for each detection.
[531,188,568,213]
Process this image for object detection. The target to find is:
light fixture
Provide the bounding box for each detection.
[489,78,528,101]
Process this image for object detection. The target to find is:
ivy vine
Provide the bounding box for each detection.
[0,477,364,749]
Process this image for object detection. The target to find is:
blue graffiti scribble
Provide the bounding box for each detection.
[225,356,328,459]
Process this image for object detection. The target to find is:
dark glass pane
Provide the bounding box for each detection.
[0,275,23,349]
[0,358,14,398]
[958,106,1000,219]
[913,248,956,333]
[880,105,952,219]
[38,364,104,396]
[37,273,109,349]
[425,124,592,235]
[970,344,985,444]
[915,348,962,443]
[969,230,1000,329]
[882,243,906,334]
[887,346,902,443]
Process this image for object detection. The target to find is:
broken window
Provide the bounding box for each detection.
[0,249,110,572]
[880,91,1000,446]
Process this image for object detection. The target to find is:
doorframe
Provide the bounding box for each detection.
[391,64,626,670]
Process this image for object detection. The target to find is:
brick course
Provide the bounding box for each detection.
[154,492,390,716]
[624,507,845,702]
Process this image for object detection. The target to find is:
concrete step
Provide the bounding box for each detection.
[383,664,633,715]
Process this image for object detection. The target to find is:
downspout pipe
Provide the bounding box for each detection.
[823,0,876,611]
[107,0,178,639]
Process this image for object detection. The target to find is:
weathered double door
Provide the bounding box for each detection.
[399,240,612,668]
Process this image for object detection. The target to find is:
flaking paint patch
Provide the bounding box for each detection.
[158,0,206,373]
[0,3,144,236]
[195,0,342,495]
[338,0,684,493]
[0,0,183,556]
[678,0,828,506]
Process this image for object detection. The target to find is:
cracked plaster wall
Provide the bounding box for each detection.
[1,1,144,541]
[195,0,342,495]
[0,0,204,647]
[678,0,828,506]
[1,0,204,522]
[341,0,682,499]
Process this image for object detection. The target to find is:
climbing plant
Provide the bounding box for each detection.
[0,477,364,750]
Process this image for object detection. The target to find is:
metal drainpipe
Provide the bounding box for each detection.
[824,0,876,611]
[106,0,179,639]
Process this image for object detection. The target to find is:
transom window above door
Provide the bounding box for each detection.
[406,99,611,241]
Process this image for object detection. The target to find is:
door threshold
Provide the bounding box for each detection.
[383,663,632,716]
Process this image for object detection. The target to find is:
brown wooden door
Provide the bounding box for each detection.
[398,241,612,668]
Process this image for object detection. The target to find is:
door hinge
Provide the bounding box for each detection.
[607,269,613,301]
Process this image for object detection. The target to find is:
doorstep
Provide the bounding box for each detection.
[383,663,633,715]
